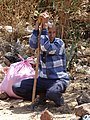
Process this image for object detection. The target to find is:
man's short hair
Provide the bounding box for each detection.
[48,20,56,29]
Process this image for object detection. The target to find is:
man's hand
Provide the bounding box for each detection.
[38,11,49,28]
[35,11,49,30]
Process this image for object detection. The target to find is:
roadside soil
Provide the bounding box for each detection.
[0,72,90,120]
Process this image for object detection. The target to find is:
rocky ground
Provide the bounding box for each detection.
[0,72,90,120]
[0,34,90,119]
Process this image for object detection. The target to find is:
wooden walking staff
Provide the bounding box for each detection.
[32,11,49,104]
[32,23,42,103]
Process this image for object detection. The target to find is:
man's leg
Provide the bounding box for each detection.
[46,80,67,106]
[33,77,47,105]
[12,78,34,100]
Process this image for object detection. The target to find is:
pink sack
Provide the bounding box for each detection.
[0,56,35,98]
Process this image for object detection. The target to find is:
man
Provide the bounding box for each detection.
[12,12,70,107]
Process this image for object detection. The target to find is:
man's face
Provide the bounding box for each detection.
[48,27,56,42]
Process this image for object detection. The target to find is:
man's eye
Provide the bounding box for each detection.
[49,32,51,34]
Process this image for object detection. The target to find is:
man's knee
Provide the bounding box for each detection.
[12,83,22,95]
[12,82,26,95]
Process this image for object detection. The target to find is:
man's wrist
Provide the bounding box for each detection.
[43,23,48,29]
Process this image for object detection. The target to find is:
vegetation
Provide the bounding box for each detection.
[0,0,90,70]
[0,1,90,119]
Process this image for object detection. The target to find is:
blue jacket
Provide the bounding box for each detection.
[29,28,69,84]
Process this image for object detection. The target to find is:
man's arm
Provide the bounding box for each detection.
[39,12,64,55]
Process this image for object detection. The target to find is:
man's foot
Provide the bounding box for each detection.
[27,96,46,111]
[34,96,47,106]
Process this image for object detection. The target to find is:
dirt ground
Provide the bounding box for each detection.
[0,72,90,120]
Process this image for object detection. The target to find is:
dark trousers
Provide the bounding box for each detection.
[12,77,67,106]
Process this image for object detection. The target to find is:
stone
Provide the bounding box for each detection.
[76,92,90,105]
[40,109,53,120]
[74,103,90,117]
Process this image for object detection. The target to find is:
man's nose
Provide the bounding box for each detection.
[51,34,54,37]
